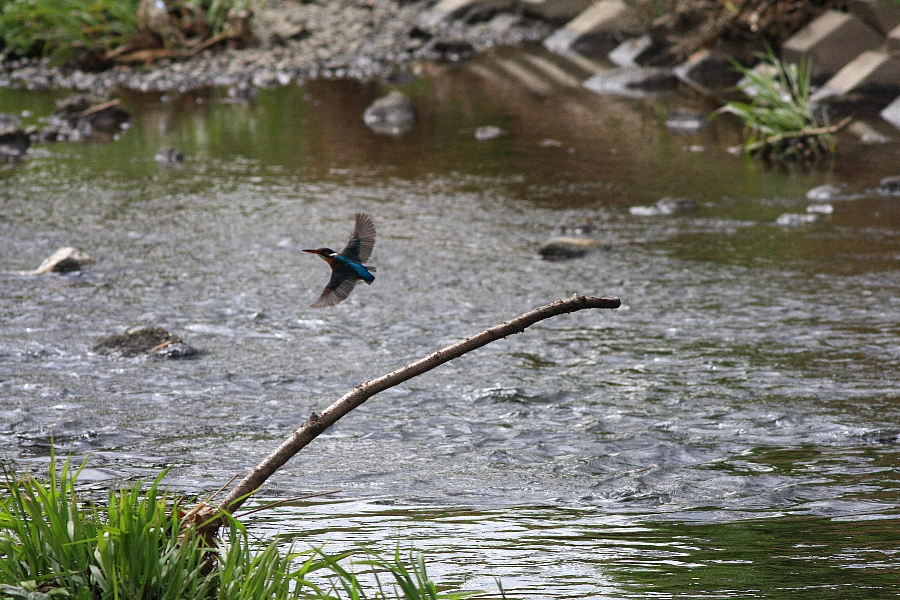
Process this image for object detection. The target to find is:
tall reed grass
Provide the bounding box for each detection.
[0,454,490,600]
[718,47,837,162]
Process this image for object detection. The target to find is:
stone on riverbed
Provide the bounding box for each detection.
[475,125,506,140]
[0,115,30,161]
[363,90,416,135]
[32,247,93,274]
[93,326,198,359]
[877,175,900,195]
[776,213,818,226]
[38,94,131,143]
[630,196,696,216]
[155,147,186,165]
[538,236,599,260]
[806,183,844,201]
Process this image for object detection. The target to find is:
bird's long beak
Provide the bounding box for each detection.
[302,249,318,254]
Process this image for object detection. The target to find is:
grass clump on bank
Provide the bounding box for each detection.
[0,0,140,65]
[718,48,847,162]
[0,455,484,600]
[0,0,252,67]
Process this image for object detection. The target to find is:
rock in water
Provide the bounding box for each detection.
[807,183,843,201]
[33,247,93,274]
[0,114,30,161]
[39,94,131,143]
[877,176,900,196]
[475,126,506,140]
[630,197,696,216]
[155,147,186,164]
[776,213,818,226]
[363,90,416,135]
[539,236,600,260]
[93,326,198,359]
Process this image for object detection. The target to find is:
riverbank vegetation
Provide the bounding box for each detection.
[718,48,849,162]
[0,454,482,600]
[0,0,251,68]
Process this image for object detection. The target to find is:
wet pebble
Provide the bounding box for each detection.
[0,115,30,161]
[149,341,198,360]
[877,176,900,196]
[538,237,600,260]
[776,213,818,226]
[474,125,505,140]
[93,326,197,359]
[227,82,259,102]
[363,90,416,135]
[38,93,131,142]
[806,183,844,201]
[630,197,696,216]
[32,247,93,274]
[665,110,707,134]
[807,203,834,214]
[155,147,186,164]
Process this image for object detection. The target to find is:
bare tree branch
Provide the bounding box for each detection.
[185,294,619,529]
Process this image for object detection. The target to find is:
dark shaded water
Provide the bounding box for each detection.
[2,46,900,597]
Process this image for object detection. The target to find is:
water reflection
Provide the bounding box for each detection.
[2,43,900,598]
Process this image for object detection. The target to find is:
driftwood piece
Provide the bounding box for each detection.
[183,294,620,531]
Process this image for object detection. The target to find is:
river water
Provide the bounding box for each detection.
[2,46,899,598]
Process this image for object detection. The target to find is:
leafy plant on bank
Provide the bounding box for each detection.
[0,454,487,600]
[717,47,845,162]
[0,0,141,64]
[0,0,252,66]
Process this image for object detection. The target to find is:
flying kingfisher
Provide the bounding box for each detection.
[303,213,377,308]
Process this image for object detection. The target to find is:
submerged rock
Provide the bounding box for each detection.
[538,236,600,260]
[776,213,818,226]
[93,326,197,359]
[807,203,834,214]
[877,176,900,196]
[32,247,93,274]
[664,110,707,134]
[227,82,259,102]
[39,94,131,143]
[0,114,30,161]
[474,125,506,140]
[630,197,696,216]
[155,147,186,164]
[363,90,416,135]
[806,183,844,201]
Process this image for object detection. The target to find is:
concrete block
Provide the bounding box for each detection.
[518,0,593,23]
[673,48,742,91]
[810,50,900,102]
[419,0,512,26]
[889,22,900,50]
[543,0,634,55]
[881,94,900,130]
[849,0,900,34]
[608,34,656,67]
[782,10,884,79]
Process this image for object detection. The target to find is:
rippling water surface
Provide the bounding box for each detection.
[2,46,900,598]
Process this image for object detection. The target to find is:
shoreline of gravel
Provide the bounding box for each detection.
[0,0,551,94]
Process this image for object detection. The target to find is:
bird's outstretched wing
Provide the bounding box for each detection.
[340,213,376,264]
[312,262,358,308]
